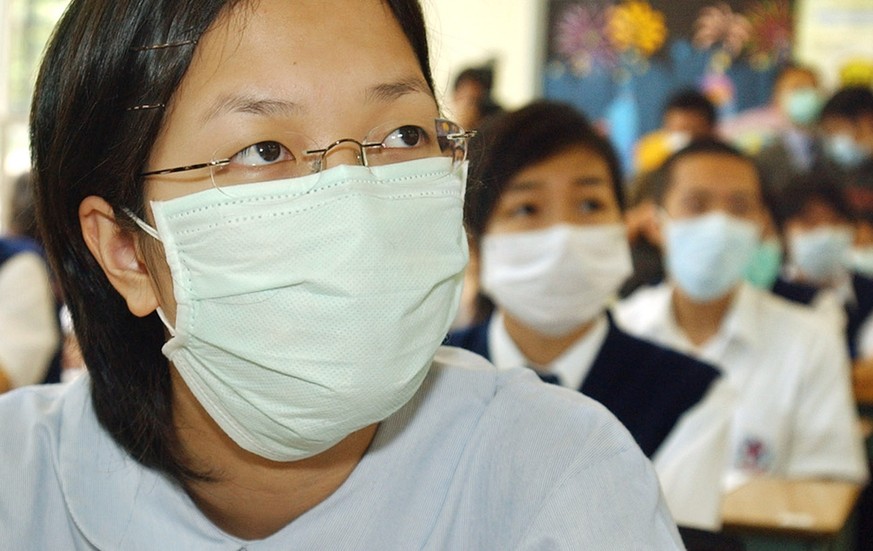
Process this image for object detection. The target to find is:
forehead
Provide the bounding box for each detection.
[668,152,760,195]
[776,68,817,92]
[161,0,428,135]
[507,147,613,188]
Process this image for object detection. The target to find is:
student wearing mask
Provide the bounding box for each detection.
[0,0,683,547]
[615,139,868,490]
[819,86,873,224]
[775,173,873,360]
[447,101,735,531]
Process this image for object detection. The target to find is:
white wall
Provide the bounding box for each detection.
[421,0,544,116]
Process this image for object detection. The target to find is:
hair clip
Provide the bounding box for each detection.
[131,38,198,52]
[126,103,166,112]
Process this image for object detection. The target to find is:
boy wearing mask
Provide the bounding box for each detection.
[615,139,868,490]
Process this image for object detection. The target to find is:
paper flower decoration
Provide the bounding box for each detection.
[606,0,667,58]
[744,0,793,70]
[554,4,618,75]
[840,59,873,87]
[693,3,751,59]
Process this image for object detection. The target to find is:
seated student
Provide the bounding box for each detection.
[0,0,683,548]
[447,100,735,530]
[774,173,873,359]
[0,236,60,393]
[624,90,720,297]
[615,139,869,490]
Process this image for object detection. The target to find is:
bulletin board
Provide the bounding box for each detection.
[542,0,795,172]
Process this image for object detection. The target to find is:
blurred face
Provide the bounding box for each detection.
[821,114,873,152]
[485,146,621,235]
[663,109,712,139]
[784,198,851,235]
[141,0,435,319]
[774,68,818,108]
[662,152,765,225]
[451,79,485,131]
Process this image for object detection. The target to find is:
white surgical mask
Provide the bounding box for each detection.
[479,223,633,337]
[826,134,870,170]
[788,226,853,283]
[849,246,873,278]
[127,157,468,461]
[664,212,760,302]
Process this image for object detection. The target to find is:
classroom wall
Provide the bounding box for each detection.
[421,0,543,114]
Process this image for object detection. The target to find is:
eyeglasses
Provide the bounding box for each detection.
[141,118,474,195]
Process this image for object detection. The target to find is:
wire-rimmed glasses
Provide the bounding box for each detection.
[141,118,474,196]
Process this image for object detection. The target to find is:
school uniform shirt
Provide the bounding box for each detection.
[0,346,683,550]
[447,311,735,530]
[0,241,60,388]
[615,282,869,488]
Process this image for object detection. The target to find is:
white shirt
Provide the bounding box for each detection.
[0,347,683,549]
[487,310,735,530]
[0,251,59,388]
[616,282,869,488]
[488,310,608,390]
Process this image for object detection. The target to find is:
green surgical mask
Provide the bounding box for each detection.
[744,237,783,289]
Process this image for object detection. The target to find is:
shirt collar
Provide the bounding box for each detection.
[634,282,761,354]
[487,311,609,390]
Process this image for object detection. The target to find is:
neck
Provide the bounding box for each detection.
[502,311,598,367]
[171,369,376,540]
[670,285,736,347]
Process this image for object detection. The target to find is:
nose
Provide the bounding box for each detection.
[319,139,367,170]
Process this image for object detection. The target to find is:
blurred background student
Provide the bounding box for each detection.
[624,88,720,297]
[447,100,735,531]
[0,172,61,392]
[615,139,868,494]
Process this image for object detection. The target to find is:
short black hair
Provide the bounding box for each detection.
[664,88,717,127]
[453,65,494,92]
[464,100,624,241]
[653,138,761,205]
[772,171,857,229]
[820,86,873,122]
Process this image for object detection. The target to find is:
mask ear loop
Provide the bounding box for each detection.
[119,207,177,336]
[121,207,161,241]
[156,307,177,337]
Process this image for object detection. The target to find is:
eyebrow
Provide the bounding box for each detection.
[200,95,302,124]
[365,77,433,104]
[200,78,433,125]
[506,175,608,192]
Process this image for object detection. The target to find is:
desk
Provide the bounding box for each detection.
[722,478,863,551]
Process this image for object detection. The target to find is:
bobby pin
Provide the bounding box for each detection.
[126,103,166,112]
[131,38,198,52]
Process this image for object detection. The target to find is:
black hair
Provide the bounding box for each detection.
[465,100,624,241]
[772,171,857,229]
[820,86,873,122]
[664,88,717,127]
[652,138,761,205]
[31,0,434,483]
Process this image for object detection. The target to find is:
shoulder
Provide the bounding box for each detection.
[433,346,647,473]
[613,283,671,330]
[0,381,81,539]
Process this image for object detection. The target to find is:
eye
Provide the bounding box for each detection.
[510,203,537,218]
[579,198,604,214]
[229,141,295,167]
[381,125,429,149]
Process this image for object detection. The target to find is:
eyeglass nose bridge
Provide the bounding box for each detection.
[305,138,384,172]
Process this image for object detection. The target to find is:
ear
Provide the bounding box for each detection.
[79,196,160,317]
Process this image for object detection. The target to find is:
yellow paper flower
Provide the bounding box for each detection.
[607,0,667,57]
